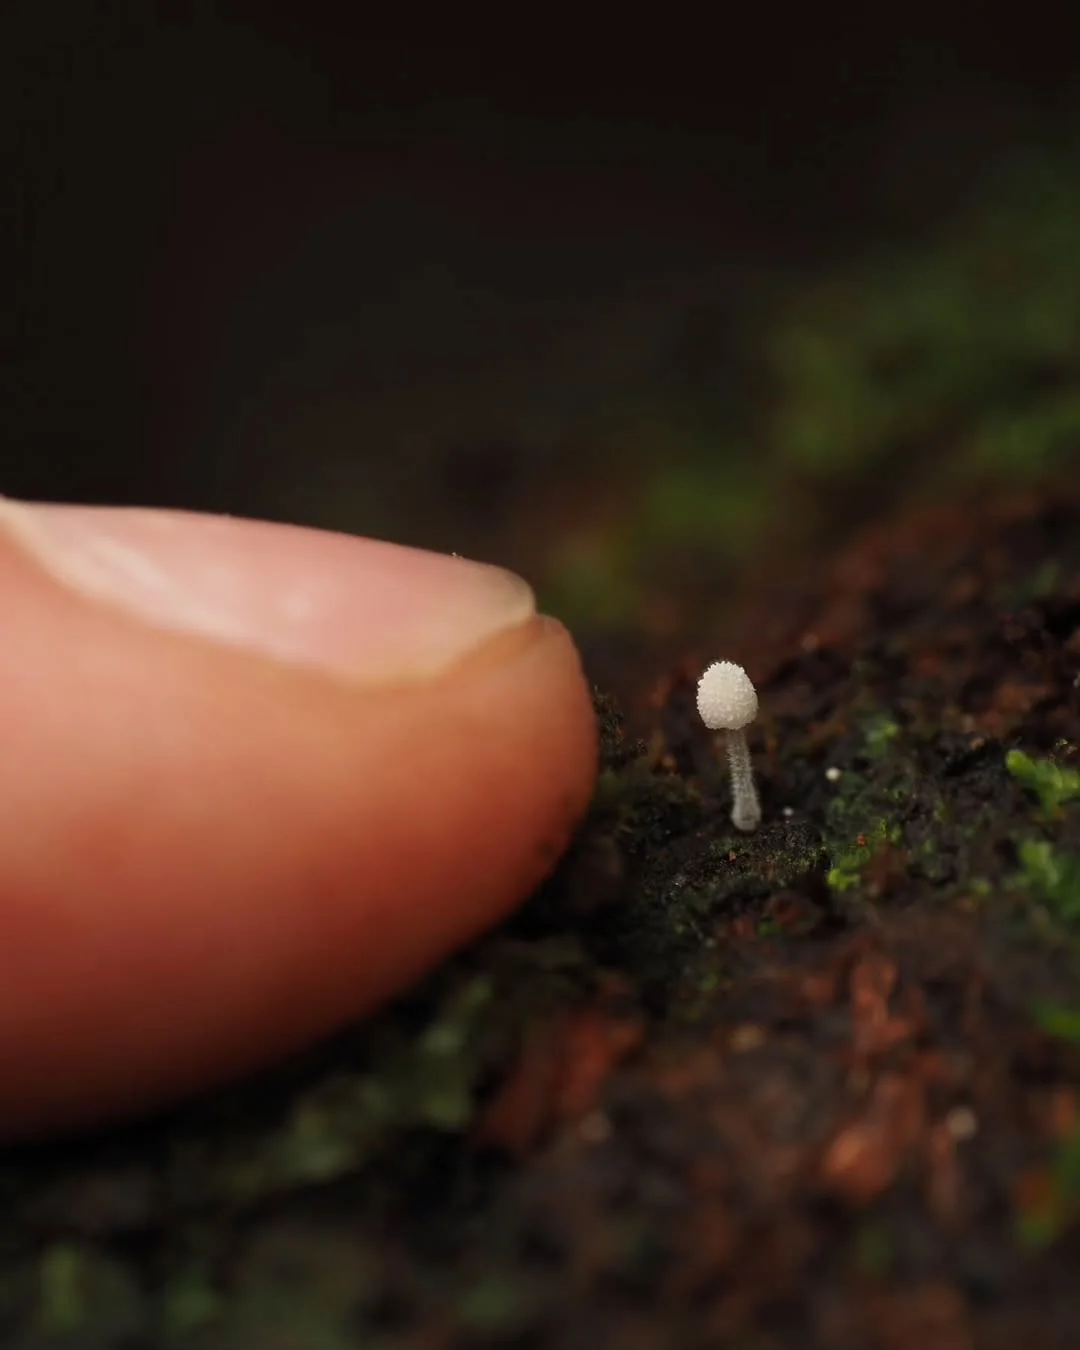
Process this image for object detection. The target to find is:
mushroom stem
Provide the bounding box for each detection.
[725,729,761,832]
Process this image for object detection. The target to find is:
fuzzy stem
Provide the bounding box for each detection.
[725,729,761,832]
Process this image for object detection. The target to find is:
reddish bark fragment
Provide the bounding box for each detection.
[820,1073,927,1205]
[474,1000,643,1158]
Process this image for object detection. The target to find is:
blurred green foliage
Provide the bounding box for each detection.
[542,149,1080,633]
[1014,839,1080,925]
[1006,749,1080,816]
[770,157,1080,482]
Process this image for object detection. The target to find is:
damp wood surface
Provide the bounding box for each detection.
[2,491,1079,1350]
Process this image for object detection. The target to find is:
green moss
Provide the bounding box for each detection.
[1012,840,1080,924]
[1033,1003,1080,1043]
[161,1262,222,1341]
[159,935,599,1212]
[455,1274,531,1334]
[769,155,1080,488]
[821,715,915,893]
[220,1225,376,1350]
[541,539,644,630]
[224,975,495,1197]
[633,460,769,561]
[36,1244,145,1343]
[535,145,1080,639]
[863,716,901,759]
[1016,1129,1080,1251]
[826,818,902,892]
[851,1222,894,1277]
[1013,559,1062,606]
[1006,749,1080,815]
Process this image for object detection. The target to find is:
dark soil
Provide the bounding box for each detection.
[3,492,1080,1350]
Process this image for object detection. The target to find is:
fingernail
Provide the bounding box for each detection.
[0,501,536,682]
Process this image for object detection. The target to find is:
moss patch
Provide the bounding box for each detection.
[1007,749,1080,816]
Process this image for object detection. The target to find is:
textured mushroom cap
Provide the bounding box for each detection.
[696,660,758,731]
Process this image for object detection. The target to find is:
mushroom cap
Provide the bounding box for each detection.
[696,660,758,731]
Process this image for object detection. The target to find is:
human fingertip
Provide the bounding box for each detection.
[0,500,535,684]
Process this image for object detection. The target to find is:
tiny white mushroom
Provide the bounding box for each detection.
[696,660,762,832]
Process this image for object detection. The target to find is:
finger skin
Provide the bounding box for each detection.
[0,536,597,1138]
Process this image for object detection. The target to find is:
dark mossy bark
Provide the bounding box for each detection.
[3,492,1080,1349]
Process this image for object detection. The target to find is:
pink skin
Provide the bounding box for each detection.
[0,505,597,1139]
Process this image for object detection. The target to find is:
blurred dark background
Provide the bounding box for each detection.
[7,3,1080,652]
